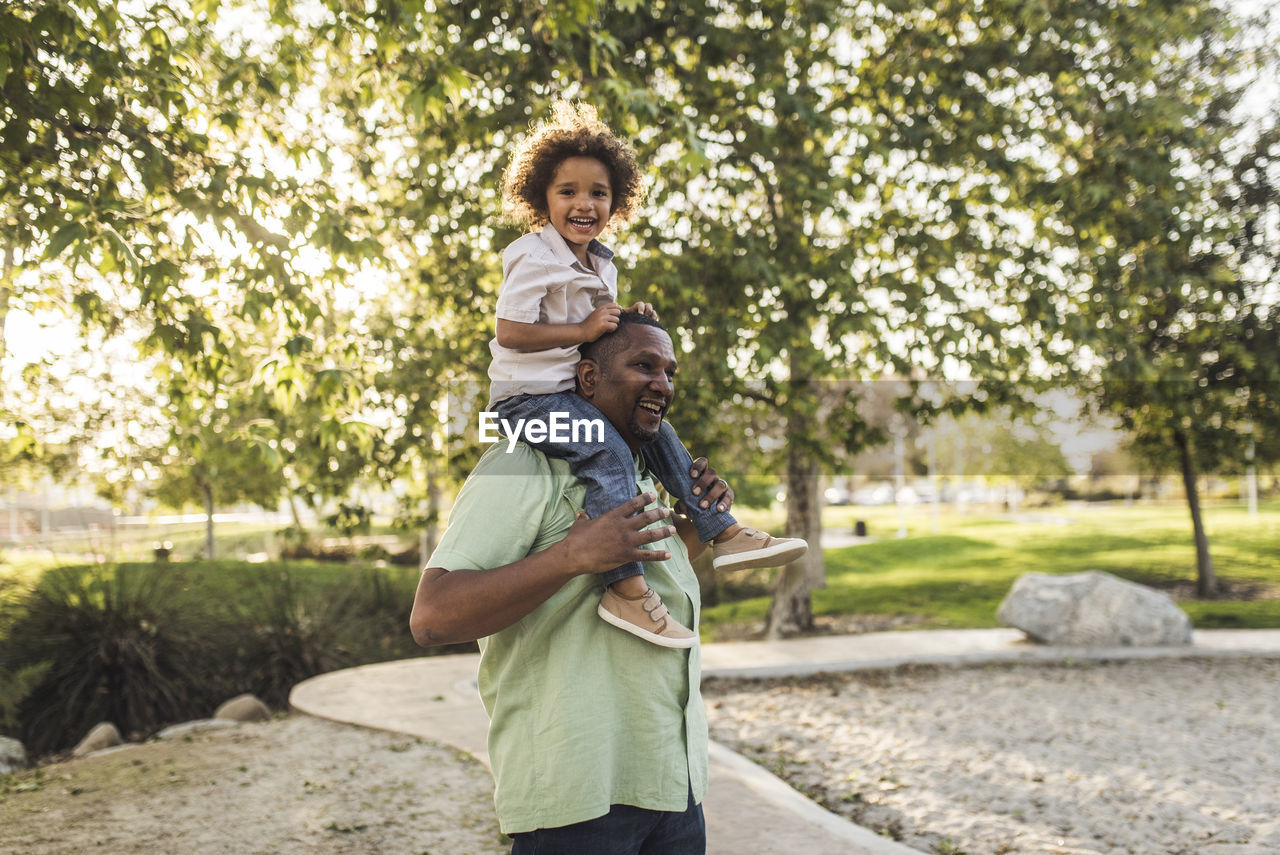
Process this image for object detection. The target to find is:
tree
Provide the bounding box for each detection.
[1061,7,1280,596]
[1,0,382,479]
[616,0,1216,634]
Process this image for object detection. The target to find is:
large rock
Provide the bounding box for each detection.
[72,722,123,757]
[997,570,1192,647]
[214,694,271,722]
[0,736,26,774]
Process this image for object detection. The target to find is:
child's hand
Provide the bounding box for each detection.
[686,457,734,512]
[579,304,622,341]
[628,301,659,320]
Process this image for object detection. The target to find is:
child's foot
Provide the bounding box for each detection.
[598,587,697,648]
[712,526,808,571]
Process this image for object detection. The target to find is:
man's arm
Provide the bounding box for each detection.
[410,493,675,646]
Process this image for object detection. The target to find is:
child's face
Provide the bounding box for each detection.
[544,156,612,258]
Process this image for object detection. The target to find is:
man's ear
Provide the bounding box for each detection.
[576,358,599,399]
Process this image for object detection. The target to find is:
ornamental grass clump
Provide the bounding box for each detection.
[1,564,229,757]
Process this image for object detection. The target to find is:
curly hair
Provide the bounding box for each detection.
[502,101,645,231]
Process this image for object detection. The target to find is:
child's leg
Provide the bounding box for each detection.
[494,393,645,586]
[495,393,696,648]
[642,421,809,571]
[640,422,736,544]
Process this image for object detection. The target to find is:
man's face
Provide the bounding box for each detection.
[586,324,677,451]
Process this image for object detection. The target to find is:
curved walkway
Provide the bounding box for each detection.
[290,628,1280,855]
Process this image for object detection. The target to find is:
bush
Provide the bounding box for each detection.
[0,564,230,757]
[0,561,469,758]
[231,567,414,708]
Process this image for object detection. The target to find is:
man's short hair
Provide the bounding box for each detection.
[579,311,667,371]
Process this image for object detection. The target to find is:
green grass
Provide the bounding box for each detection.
[702,500,1280,636]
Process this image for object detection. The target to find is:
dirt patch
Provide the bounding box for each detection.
[0,715,506,854]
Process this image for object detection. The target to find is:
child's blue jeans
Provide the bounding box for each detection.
[495,392,736,585]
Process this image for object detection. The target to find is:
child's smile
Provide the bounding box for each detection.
[545,156,612,264]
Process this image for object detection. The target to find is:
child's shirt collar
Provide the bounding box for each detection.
[538,223,615,270]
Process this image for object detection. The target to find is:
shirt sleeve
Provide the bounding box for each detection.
[426,444,557,573]
[495,240,561,324]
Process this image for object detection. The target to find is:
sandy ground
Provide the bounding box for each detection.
[0,715,506,855]
[704,657,1280,855]
[5,658,1278,855]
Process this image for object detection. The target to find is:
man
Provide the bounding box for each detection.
[410,312,731,854]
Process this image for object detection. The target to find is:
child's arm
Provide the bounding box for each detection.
[496,303,623,352]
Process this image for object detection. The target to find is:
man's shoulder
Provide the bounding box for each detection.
[472,439,574,482]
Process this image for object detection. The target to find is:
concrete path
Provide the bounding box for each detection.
[290,628,1280,855]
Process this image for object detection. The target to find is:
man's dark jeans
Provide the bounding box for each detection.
[508,790,705,855]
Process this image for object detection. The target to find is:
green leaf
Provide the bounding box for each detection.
[45,223,85,259]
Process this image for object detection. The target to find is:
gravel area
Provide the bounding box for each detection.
[0,715,505,855]
[704,657,1280,855]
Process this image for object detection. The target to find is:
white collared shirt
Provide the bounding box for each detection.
[487,224,618,404]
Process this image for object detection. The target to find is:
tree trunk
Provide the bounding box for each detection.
[1174,428,1216,597]
[1,242,14,363]
[201,481,216,560]
[765,443,823,638]
[287,490,305,532]
[423,456,442,559]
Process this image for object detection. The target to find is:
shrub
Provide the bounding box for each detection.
[232,568,373,708]
[1,564,229,757]
[0,560,471,759]
[217,565,442,709]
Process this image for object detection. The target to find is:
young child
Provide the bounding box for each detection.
[487,101,807,648]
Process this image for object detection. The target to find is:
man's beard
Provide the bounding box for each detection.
[628,408,661,444]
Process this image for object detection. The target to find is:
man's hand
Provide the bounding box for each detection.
[562,492,676,573]
[411,492,676,647]
[685,457,734,513]
[627,301,659,321]
[578,303,622,341]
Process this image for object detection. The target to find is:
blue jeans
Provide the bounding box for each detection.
[508,790,705,855]
[496,392,736,585]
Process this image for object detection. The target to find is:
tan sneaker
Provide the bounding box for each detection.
[712,527,808,571]
[598,587,697,649]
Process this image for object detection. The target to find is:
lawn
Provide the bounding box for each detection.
[6,499,1278,645]
[703,500,1280,636]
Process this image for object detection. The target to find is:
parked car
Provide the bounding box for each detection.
[823,487,852,506]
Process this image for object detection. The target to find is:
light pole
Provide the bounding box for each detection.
[894,421,907,539]
[1244,422,1258,519]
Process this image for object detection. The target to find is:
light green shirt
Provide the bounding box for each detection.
[427,441,709,835]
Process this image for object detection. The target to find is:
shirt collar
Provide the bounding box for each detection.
[538,223,615,268]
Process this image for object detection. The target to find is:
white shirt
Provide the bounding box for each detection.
[487,224,618,404]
